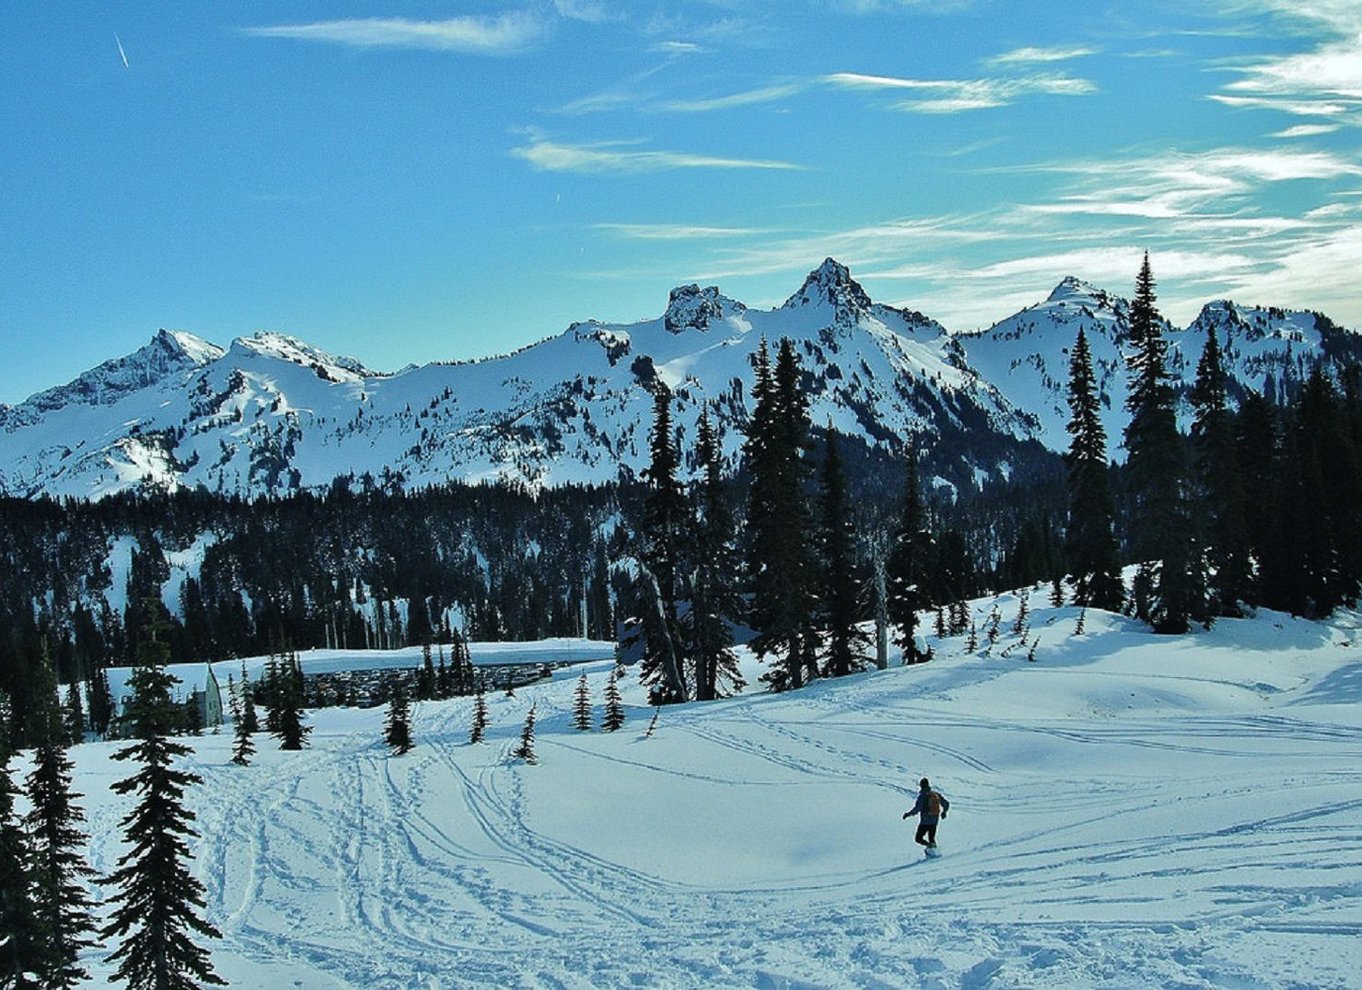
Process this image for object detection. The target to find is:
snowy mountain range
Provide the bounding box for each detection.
[1,259,1356,500]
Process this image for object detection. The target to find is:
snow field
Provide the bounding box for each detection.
[63,601,1362,988]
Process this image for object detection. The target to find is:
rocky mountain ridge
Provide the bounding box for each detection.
[0,259,1354,500]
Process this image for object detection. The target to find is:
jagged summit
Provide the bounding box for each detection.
[781,258,872,315]
[12,328,225,417]
[663,283,745,334]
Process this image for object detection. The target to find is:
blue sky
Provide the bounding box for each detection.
[2,1,1359,404]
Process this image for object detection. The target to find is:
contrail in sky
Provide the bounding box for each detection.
[115,33,130,68]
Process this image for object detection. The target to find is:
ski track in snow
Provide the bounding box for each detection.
[74,611,1362,989]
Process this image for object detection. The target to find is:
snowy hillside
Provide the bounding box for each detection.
[1,260,1357,498]
[52,601,1362,988]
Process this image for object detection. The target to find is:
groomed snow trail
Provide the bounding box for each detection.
[73,606,1362,988]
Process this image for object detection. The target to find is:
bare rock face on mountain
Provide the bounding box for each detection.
[0,260,1355,500]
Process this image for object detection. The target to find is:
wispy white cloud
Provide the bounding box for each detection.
[1015,148,1362,219]
[662,82,806,113]
[1211,94,1352,116]
[988,45,1099,67]
[510,135,805,173]
[1271,122,1343,137]
[823,71,1096,112]
[242,12,546,53]
[1210,1,1362,123]
[553,0,611,24]
[650,40,705,55]
[597,223,770,240]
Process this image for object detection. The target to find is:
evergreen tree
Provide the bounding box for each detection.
[1063,327,1124,611]
[1236,389,1279,598]
[601,668,626,732]
[272,653,310,751]
[1189,326,1251,616]
[886,450,929,662]
[637,385,688,704]
[572,675,592,732]
[61,683,86,747]
[588,542,613,642]
[416,643,436,702]
[0,693,42,989]
[1121,253,1197,632]
[183,694,203,738]
[384,678,413,755]
[687,408,744,702]
[512,704,537,764]
[24,651,97,989]
[469,686,488,745]
[87,666,114,739]
[227,677,254,768]
[435,647,452,700]
[238,663,259,736]
[816,435,866,677]
[1283,369,1362,614]
[744,339,816,690]
[99,650,225,989]
[261,655,282,736]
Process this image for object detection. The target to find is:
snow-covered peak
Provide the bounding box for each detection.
[1185,299,1323,347]
[11,328,225,415]
[781,258,872,316]
[156,328,227,366]
[228,331,374,383]
[663,284,745,334]
[1045,276,1106,306]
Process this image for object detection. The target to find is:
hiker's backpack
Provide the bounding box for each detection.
[926,791,942,817]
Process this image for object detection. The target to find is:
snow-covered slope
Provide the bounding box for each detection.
[2,261,1357,498]
[54,601,1362,988]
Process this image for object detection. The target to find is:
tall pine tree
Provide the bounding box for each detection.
[1063,327,1124,611]
[816,434,866,677]
[272,652,311,751]
[637,384,688,704]
[1190,326,1251,616]
[99,622,225,990]
[0,691,42,990]
[886,449,929,662]
[228,677,254,768]
[744,338,816,690]
[1121,253,1198,632]
[687,408,744,701]
[25,650,97,989]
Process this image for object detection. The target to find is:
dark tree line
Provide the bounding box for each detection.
[1065,254,1362,627]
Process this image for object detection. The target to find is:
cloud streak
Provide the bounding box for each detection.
[1210,1,1362,124]
[823,71,1096,112]
[242,13,546,54]
[662,82,806,113]
[511,136,805,173]
[987,45,1099,66]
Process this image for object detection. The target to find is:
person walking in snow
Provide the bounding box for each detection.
[903,777,949,849]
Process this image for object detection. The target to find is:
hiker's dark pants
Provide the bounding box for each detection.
[915,819,938,846]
